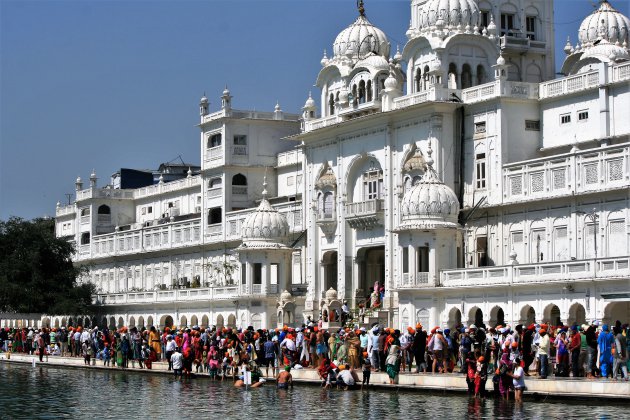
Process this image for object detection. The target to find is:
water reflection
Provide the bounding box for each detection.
[0,363,625,420]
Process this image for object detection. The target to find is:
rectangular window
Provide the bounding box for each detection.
[475,153,486,189]
[476,236,488,267]
[402,247,409,274]
[500,13,515,36]
[253,263,262,285]
[560,114,571,124]
[208,133,222,148]
[526,16,536,40]
[474,121,487,135]
[578,110,589,121]
[418,246,429,273]
[287,176,295,186]
[525,120,540,131]
[241,263,247,284]
[362,170,383,200]
[233,135,247,145]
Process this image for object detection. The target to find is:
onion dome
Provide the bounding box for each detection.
[240,178,289,249]
[496,54,506,66]
[332,3,390,60]
[398,145,460,230]
[222,86,231,97]
[303,92,316,110]
[578,1,630,47]
[200,93,208,104]
[315,166,337,189]
[355,54,390,72]
[393,45,403,62]
[418,0,480,32]
[384,71,399,90]
[321,50,329,67]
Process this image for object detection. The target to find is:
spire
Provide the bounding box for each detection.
[357,0,365,17]
[262,171,268,200]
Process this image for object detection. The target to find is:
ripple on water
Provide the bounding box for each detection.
[0,363,624,420]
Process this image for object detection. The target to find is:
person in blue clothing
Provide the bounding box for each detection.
[597,324,614,378]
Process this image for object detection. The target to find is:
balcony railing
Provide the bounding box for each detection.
[345,199,384,229]
[439,256,630,288]
[502,143,629,204]
[232,185,247,195]
[207,187,223,198]
[539,70,599,99]
[56,205,75,217]
[232,145,248,155]
[398,272,430,288]
[205,145,223,162]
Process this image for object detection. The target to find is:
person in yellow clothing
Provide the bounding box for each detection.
[148,326,162,359]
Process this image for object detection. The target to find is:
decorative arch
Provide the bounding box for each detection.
[603,301,630,325]
[343,153,383,203]
[128,316,136,327]
[525,63,542,83]
[97,204,111,215]
[401,308,410,329]
[61,317,67,327]
[468,306,484,328]
[180,315,188,327]
[201,315,209,328]
[568,302,586,326]
[520,305,536,325]
[448,306,462,329]
[216,314,225,329]
[489,306,505,327]
[117,317,124,328]
[251,313,262,330]
[138,316,145,329]
[190,315,199,327]
[227,314,236,328]
[416,308,430,328]
[147,316,154,327]
[54,318,60,328]
[42,317,51,328]
[543,303,561,326]
[232,173,247,186]
[159,315,173,328]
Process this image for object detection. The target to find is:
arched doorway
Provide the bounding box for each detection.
[448,307,462,329]
[201,315,209,328]
[416,308,430,329]
[604,302,630,325]
[356,246,386,304]
[401,308,410,329]
[568,303,586,326]
[490,306,505,327]
[544,304,561,326]
[54,319,60,328]
[227,314,236,328]
[109,317,116,329]
[180,316,187,327]
[117,317,124,328]
[160,315,173,329]
[216,314,225,330]
[469,307,484,328]
[138,316,145,329]
[251,313,262,330]
[190,315,198,327]
[42,317,51,328]
[521,305,536,325]
[147,316,154,327]
[129,317,136,328]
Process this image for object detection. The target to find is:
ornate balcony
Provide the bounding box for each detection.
[345,199,384,229]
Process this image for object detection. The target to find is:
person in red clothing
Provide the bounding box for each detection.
[568,326,582,377]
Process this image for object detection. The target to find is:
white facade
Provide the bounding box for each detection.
[45,0,630,333]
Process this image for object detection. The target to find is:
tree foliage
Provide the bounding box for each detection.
[0,217,94,315]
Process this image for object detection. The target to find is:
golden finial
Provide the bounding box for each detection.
[357,0,365,17]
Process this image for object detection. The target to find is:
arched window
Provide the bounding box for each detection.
[423,65,430,90]
[366,80,372,102]
[97,205,110,215]
[352,84,358,106]
[476,65,486,85]
[448,63,458,89]
[329,93,335,116]
[232,174,247,186]
[323,191,334,217]
[358,80,366,104]
[415,68,422,92]
[461,64,472,89]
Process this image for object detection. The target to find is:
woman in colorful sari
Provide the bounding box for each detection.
[148,326,161,359]
[385,342,401,384]
[346,332,361,369]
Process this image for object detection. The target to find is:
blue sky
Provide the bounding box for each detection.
[0,0,610,220]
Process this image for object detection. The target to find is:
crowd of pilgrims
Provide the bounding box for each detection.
[1,319,628,396]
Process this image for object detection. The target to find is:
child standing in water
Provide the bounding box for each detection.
[361,357,371,389]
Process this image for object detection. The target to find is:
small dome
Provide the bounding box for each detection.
[321,50,329,67]
[303,92,316,110]
[325,287,338,301]
[399,147,460,229]
[355,54,390,72]
[280,290,293,302]
[200,94,208,104]
[76,176,82,183]
[222,86,231,96]
[241,184,289,248]
[578,1,630,47]
[384,72,398,90]
[418,0,480,32]
[333,15,390,60]
[393,45,403,62]
[316,166,337,189]
[496,54,506,66]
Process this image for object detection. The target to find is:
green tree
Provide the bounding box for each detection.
[0,217,94,315]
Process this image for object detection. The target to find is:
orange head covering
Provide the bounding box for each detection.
[478,356,485,362]
[511,342,518,348]
[407,327,415,335]
[416,323,422,330]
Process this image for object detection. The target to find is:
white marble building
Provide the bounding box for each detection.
[36,0,630,332]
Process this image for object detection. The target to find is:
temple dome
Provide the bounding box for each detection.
[333,15,390,60]
[578,1,630,47]
[418,0,480,32]
[398,147,459,230]
[240,183,289,249]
